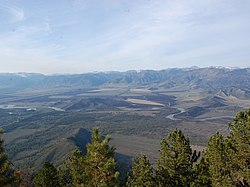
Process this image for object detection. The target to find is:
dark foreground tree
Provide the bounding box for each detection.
[156,129,199,187]
[226,109,250,186]
[206,109,250,187]
[84,128,119,187]
[206,132,234,187]
[34,129,119,187]
[191,151,211,187]
[33,162,60,187]
[126,154,154,187]
[68,149,85,186]
[0,129,19,186]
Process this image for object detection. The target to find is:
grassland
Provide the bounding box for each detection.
[0,83,247,172]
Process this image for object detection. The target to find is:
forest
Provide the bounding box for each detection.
[1,108,250,187]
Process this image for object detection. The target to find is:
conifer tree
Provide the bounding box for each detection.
[33,162,60,187]
[226,109,250,186]
[0,129,17,186]
[206,132,234,187]
[156,129,199,187]
[191,151,211,187]
[58,163,73,187]
[84,128,119,187]
[126,154,154,187]
[68,149,85,186]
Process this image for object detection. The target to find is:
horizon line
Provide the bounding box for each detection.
[0,66,248,76]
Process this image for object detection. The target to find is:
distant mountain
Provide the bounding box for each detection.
[1,67,250,98]
[216,87,250,99]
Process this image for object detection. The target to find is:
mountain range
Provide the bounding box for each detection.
[1,67,250,98]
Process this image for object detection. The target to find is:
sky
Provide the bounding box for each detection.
[0,0,250,74]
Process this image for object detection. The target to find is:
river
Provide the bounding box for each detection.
[0,105,65,112]
[165,106,233,121]
[166,107,186,120]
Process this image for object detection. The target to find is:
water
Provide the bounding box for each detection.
[166,107,186,120]
[0,104,65,112]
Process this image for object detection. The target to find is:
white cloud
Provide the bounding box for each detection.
[0,0,250,73]
[5,4,25,22]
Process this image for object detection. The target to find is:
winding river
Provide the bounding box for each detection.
[166,107,186,120]
[0,105,65,112]
[165,106,233,121]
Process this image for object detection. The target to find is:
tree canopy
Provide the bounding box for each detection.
[0,129,18,186]
[126,154,154,187]
[156,129,200,186]
[34,162,60,187]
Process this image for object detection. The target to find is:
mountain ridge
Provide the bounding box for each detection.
[1,67,249,98]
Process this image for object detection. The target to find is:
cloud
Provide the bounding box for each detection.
[4,4,25,22]
[0,0,250,73]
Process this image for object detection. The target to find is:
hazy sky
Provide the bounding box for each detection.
[0,0,250,74]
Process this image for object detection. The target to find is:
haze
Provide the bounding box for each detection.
[1,0,250,74]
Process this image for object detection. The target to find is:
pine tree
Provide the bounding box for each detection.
[0,129,17,186]
[206,132,234,187]
[126,154,154,187]
[191,150,211,187]
[58,163,73,187]
[226,109,250,186]
[33,162,60,187]
[156,129,199,187]
[68,149,85,186]
[84,128,119,187]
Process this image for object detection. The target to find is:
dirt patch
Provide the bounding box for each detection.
[126,98,164,106]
